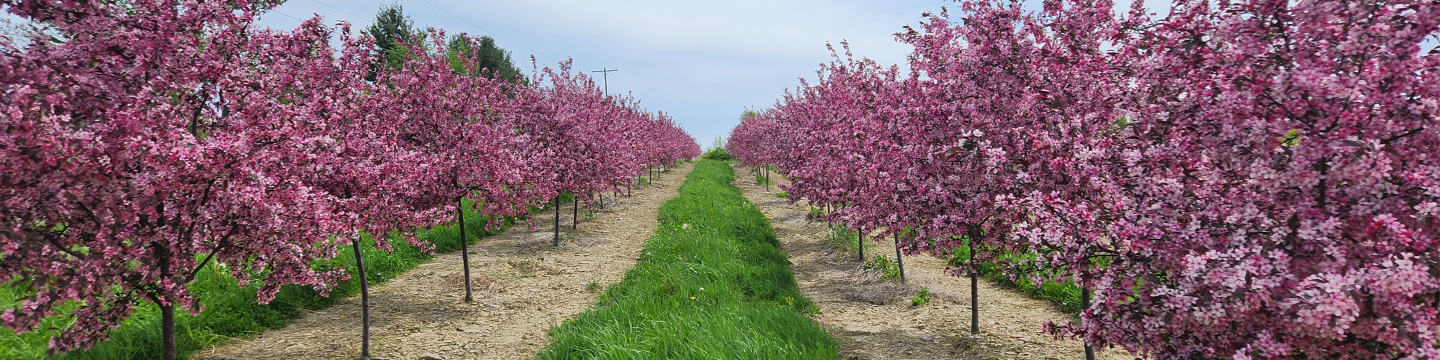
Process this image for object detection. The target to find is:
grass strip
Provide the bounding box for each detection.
[538,160,838,360]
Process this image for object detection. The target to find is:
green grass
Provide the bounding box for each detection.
[815,221,1081,314]
[949,241,1083,314]
[537,160,838,360]
[823,225,875,257]
[1,197,524,360]
[861,255,903,281]
[752,165,777,187]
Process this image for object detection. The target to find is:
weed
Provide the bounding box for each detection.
[823,224,871,257]
[911,288,931,307]
[862,255,903,282]
[586,282,602,293]
[806,206,827,221]
[950,242,1083,313]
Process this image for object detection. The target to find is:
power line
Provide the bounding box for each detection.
[617,72,635,97]
[415,0,597,70]
[310,0,367,22]
[272,10,306,22]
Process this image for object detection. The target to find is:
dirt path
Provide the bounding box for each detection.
[731,164,1135,360]
[197,164,693,360]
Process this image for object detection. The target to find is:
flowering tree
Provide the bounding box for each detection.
[0,2,347,359]
[736,0,1440,358]
[510,60,697,241]
[1022,0,1440,357]
[0,4,699,360]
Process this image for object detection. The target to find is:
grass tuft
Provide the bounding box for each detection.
[910,288,932,307]
[861,255,903,282]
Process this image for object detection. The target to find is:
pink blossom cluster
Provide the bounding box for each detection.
[729,0,1440,358]
[0,0,697,353]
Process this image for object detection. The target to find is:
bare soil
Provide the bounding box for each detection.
[196,164,693,360]
[731,164,1140,360]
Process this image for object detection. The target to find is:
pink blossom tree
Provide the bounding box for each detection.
[1022,0,1440,357]
[738,0,1440,358]
[0,3,350,359]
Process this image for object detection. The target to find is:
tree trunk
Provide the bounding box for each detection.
[572,195,579,230]
[1083,287,1095,360]
[894,232,906,284]
[351,238,371,359]
[161,302,176,360]
[553,196,561,246]
[969,240,979,334]
[764,165,770,191]
[458,201,473,303]
[157,246,177,360]
[857,227,865,262]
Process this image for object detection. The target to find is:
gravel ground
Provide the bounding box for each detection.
[731,164,1140,360]
[196,164,693,360]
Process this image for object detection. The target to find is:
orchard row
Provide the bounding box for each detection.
[729,0,1439,358]
[0,1,698,358]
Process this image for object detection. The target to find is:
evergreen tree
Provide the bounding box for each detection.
[447,33,525,84]
[365,2,423,81]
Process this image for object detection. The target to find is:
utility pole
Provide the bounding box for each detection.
[593,67,620,210]
[593,68,618,96]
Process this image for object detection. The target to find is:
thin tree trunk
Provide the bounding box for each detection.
[159,248,176,360]
[457,201,473,303]
[553,196,561,246]
[969,239,979,334]
[894,232,906,284]
[352,238,371,359]
[1083,288,1095,360]
[764,165,770,191]
[573,195,579,230]
[161,303,175,360]
[857,227,865,261]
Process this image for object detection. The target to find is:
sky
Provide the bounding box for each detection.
[252,0,1433,148]
[253,0,952,148]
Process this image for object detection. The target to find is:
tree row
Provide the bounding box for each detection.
[729,0,1439,358]
[0,1,699,359]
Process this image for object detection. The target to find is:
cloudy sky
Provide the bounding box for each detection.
[253,0,959,147]
[253,0,1430,147]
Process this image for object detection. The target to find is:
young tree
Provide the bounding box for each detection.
[1024,0,1440,357]
[0,3,348,359]
[742,0,1440,358]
